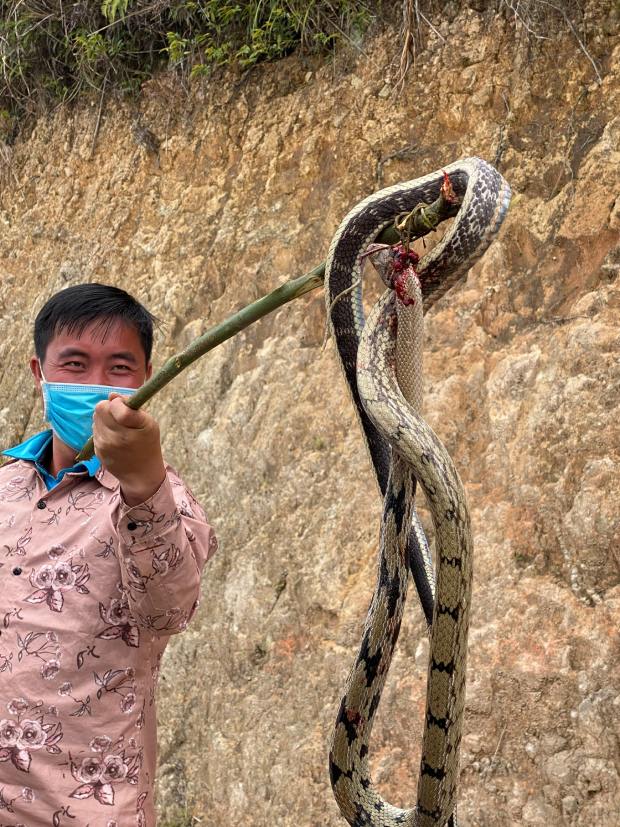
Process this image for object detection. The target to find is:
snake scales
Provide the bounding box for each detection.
[324,157,511,826]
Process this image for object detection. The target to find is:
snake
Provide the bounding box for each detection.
[324,157,511,826]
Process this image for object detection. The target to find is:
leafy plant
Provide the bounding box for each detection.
[0,0,602,138]
[101,0,133,23]
[0,0,379,135]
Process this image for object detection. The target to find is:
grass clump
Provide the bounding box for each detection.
[0,1,607,139]
[0,0,378,137]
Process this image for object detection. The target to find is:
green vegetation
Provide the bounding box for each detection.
[0,1,377,137]
[0,1,606,139]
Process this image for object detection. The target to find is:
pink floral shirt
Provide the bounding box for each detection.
[0,456,217,826]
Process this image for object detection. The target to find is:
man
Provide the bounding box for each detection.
[0,283,217,826]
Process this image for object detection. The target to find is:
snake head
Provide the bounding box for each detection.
[366,243,420,306]
[365,245,394,289]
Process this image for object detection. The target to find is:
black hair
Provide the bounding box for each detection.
[34,283,158,366]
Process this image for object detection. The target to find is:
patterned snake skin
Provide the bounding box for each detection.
[325,158,511,826]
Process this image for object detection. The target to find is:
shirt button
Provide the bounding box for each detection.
[127,522,137,531]
[37,499,47,509]
[12,567,22,575]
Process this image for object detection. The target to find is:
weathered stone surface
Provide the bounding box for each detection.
[0,3,618,825]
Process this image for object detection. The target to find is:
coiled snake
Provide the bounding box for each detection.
[325,157,511,826]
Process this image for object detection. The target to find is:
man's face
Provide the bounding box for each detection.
[30,319,152,391]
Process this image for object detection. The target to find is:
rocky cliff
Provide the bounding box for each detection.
[0,3,618,825]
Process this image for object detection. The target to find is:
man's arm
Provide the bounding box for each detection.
[93,394,218,635]
[115,468,218,635]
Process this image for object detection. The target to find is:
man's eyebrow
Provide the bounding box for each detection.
[55,348,139,364]
[107,351,139,364]
[56,347,90,359]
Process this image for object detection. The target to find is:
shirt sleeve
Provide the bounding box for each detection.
[114,465,218,636]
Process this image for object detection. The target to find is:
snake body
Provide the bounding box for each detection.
[325,158,511,826]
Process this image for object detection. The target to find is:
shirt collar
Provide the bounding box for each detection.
[2,429,107,489]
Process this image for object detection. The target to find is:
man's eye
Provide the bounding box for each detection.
[112,365,131,371]
[64,361,83,368]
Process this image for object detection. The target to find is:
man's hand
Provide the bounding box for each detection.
[93,393,166,506]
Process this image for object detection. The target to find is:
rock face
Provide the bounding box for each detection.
[0,3,618,825]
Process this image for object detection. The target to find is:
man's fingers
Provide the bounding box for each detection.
[94,400,116,430]
[92,405,121,445]
[96,395,146,429]
[91,393,164,486]
[109,395,145,428]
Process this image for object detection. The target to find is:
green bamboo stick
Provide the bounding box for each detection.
[76,193,460,461]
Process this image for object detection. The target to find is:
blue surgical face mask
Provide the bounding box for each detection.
[40,367,134,453]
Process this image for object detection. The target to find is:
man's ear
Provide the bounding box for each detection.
[145,361,152,381]
[30,356,43,391]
